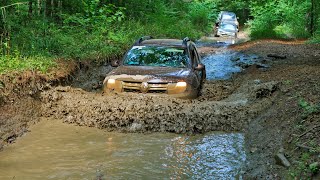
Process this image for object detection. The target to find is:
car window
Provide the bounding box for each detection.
[220,24,237,31]
[221,14,236,20]
[123,46,190,68]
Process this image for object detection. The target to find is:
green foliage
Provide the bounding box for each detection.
[0,54,56,74]
[298,99,320,119]
[309,162,319,174]
[289,150,320,178]
[279,0,311,38]
[0,0,211,74]
[249,1,286,39]
[248,0,313,39]
[188,2,215,32]
[309,17,320,43]
[63,2,125,29]
[2,0,319,74]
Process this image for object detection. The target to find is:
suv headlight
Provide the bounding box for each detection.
[106,78,116,89]
[176,82,187,87]
[107,79,116,84]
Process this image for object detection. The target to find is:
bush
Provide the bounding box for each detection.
[0,55,56,74]
[249,0,312,39]
[249,1,280,39]
[0,0,212,74]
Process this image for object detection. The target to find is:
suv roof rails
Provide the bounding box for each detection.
[134,36,153,46]
[182,37,190,46]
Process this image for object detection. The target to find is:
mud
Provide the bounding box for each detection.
[0,97,41,150]
[37,40,276,134]
[40,79,277,133]
[70,61,113,92]
[0,120,247,179]
[0,61,79,149]
[1,38,319,179]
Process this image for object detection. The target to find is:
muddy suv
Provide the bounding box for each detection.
[214,22,238,38]
[216,11,239,29]
[103,36,206,99]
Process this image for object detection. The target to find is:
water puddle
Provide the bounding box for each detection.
[202,48,267,80]
[0,119,246,179]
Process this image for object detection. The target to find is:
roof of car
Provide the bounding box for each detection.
[220,11,236,15]
[140,39,187,47]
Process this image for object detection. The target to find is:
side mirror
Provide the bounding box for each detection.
[194,64,205,71]
[111,60,119,67]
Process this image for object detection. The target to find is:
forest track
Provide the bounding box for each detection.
[1,37,319,179]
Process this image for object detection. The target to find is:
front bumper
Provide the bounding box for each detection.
[217,31,236,38]
[104,79,198,99]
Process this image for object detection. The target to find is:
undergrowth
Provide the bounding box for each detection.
[0,55,56,74]
[0,1,213,74]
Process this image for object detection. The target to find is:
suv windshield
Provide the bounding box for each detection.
[222,14,236,20]
[220,24,237,31]
[123,46,189,68]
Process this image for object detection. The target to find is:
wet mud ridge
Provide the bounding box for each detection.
[41,80,278,133]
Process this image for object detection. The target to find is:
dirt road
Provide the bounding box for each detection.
[0,38,319,179]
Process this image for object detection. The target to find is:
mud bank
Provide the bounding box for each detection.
[40,80,277,133]
[0,61,78,105]
[0,97,41,150]
[0,61,79,149]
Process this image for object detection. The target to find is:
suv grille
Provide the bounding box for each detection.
[122,81,168,93]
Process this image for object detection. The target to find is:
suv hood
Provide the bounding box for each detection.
[105,66,192,83]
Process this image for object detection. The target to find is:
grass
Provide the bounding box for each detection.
[0,15,208,75]
[298,99,320,119]
[288,98,320,179]
[308,33,320,44]
[0,55,57,74]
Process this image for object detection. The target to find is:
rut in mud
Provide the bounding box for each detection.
[41,81,276,133]
[40,44,277,133]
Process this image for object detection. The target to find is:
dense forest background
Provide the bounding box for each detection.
[0,0,320,73]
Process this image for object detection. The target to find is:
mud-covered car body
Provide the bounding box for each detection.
[216,11,239,29]
[103,37,206,99]
[215,22,238,38]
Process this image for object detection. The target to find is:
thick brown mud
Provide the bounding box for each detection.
[40,79,277,133]
[0,97,41,150]
[38,41,276,134]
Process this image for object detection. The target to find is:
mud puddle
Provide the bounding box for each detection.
[200,46,268,80]
[0,119,246,179]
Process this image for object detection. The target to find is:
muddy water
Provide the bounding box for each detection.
[202,48,242,80]
[202,47,267,80]
[0,119,246,179]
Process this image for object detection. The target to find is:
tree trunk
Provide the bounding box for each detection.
[58,0,62,15]
[310,0,315,35]
[50,0,53,17]
[28,0,33,17]
[37,0,41,15]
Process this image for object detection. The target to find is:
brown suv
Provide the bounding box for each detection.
[103,36,206,99]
